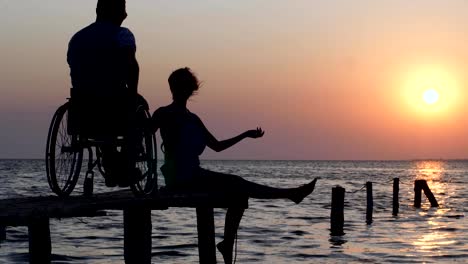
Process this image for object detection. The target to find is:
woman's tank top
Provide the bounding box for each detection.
[157,105,206,187]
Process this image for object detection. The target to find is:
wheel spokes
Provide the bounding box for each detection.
[47,104,82,195]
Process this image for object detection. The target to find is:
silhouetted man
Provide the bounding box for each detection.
[68,0,138,94]
[67,0,144,186]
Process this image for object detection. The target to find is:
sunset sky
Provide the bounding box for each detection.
[1,0,467,160]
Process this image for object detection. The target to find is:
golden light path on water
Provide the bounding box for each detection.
[411,161,457,254]
[1,160,466,263]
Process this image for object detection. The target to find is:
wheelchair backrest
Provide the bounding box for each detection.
[68,88,132,138]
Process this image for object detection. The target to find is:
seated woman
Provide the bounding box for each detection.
[151,67,317,264]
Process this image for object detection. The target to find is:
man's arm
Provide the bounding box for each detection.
[118,28,139,94]
[122,47,139,94]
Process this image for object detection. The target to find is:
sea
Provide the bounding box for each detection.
[0,159,467,263]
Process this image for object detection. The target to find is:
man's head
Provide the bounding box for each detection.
[168,68,200,102]
[96,0,127,25]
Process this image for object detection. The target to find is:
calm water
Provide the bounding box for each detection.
[0,160,467,263]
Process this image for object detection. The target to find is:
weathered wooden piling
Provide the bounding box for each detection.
[330,186,345,236]
[28,217,51,264]
[366,182,373,224]
[124,208,152,264]
[83,171,94,197]
[392,178,399,216]
[0,225,6,241]
[414,180,439,208]
[196,207,217,264]
[414,180,422,207]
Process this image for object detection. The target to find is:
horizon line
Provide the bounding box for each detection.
[1,158,467,162]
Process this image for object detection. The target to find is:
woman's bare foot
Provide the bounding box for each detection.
[290,178,318,204]
[217,240,233,264]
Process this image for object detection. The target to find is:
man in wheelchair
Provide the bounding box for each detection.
[67,0,147,187]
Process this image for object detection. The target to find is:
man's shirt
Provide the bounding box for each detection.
[67,21,136,93]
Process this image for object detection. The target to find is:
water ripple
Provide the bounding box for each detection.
[0,160,467,263]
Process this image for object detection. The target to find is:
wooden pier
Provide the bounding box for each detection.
[0,190,248,264]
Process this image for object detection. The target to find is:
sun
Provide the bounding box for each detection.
[422,89,440,105]
[400,65,462,118]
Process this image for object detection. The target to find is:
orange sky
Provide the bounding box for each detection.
[0,0,467,159]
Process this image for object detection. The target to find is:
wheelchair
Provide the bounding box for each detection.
[45,89,157,197]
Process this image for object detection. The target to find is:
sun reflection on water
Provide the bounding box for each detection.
[414,160,445,181]
[413,160,448,203]
[411,161,457,254]
[413,230,457,252]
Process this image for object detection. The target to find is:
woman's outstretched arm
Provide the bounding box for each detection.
[201,118,264,152]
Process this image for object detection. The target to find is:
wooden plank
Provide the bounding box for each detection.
[0,190,247,227]
[0,190,156,226]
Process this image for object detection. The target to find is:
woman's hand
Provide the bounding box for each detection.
[245,127,265,139]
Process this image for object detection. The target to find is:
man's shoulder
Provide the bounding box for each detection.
[119,26,134,35]
[117,27,136,49]
[71,22,100,37]
[70,22,130,42]
[69,23,93,43]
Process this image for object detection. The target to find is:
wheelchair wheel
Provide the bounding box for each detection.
[130,106,157,196]
[45,102,83,196]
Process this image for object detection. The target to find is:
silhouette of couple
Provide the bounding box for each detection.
[68,1,317,263]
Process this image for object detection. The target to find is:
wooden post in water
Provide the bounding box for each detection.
[420,180,439,207]
[196,207,217,264]
[83,171,94,197]
[414,180,422,208]
[366,182,373,224]
[330,186,345,236]
[392,178,399,216]
[28,217,51,264]
[414,180,439,208]
[0,226,6,241]
[124,208,152,264]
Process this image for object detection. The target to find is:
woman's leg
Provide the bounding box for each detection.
[199,169,317,263]
[217,207,245,264]
[239,177,317,203]
[200,168,318,204]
